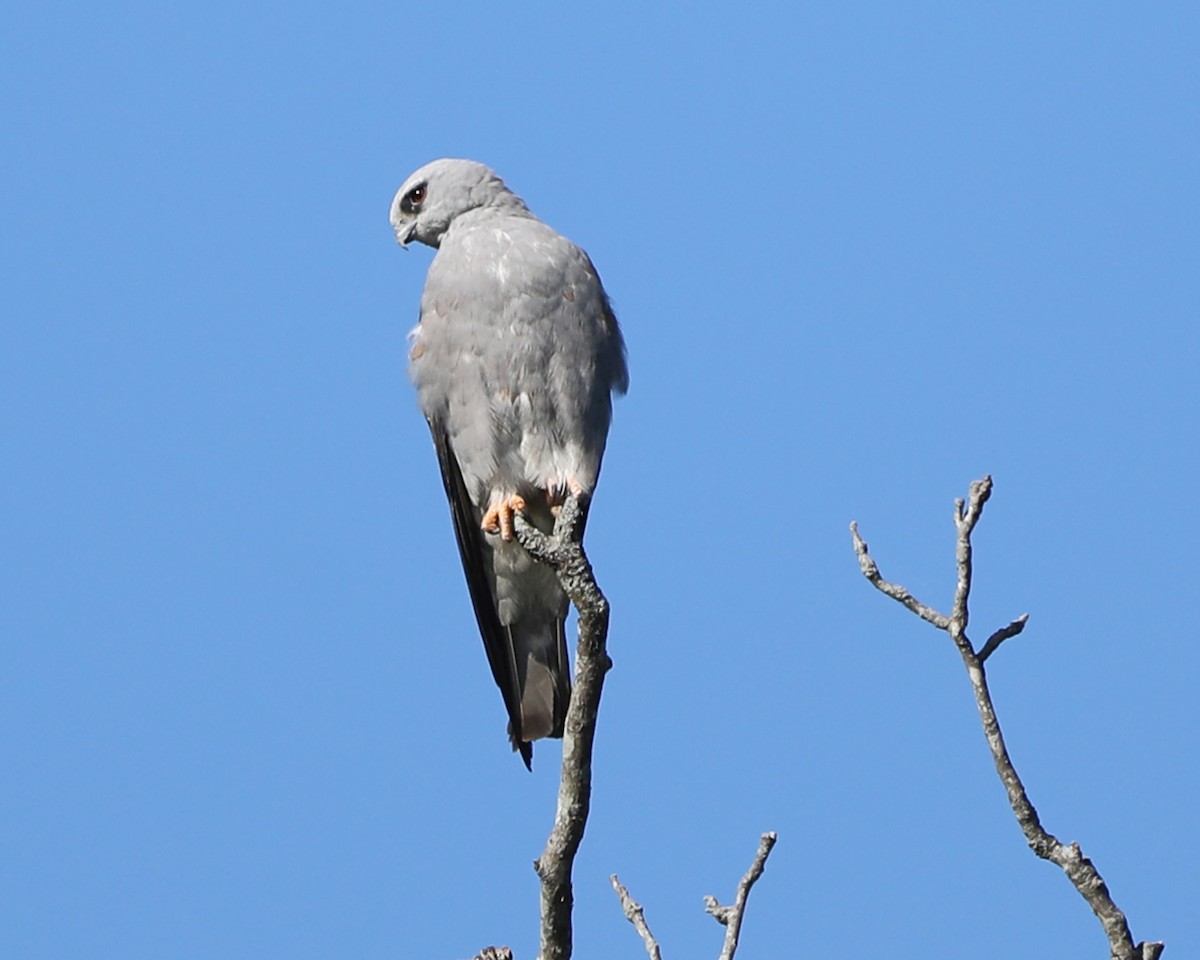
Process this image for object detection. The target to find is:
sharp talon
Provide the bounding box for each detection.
[501,495,527,541]
[547,480,585,511]
[482,495,527,543]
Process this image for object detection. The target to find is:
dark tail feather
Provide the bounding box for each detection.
[505,618,571,768]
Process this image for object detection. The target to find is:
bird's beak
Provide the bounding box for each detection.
[396,222,418,248]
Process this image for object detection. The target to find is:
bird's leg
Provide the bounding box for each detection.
[481,494,528,543]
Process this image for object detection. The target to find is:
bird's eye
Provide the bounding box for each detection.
[399,183,427,216]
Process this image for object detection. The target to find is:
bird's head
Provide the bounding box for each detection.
[389,158,526,249]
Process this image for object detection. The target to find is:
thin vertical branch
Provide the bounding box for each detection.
[851,477,1162,960]
[514,495,611,960]
[703,832,778,960]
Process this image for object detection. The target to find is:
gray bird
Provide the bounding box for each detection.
[390,159,628,768]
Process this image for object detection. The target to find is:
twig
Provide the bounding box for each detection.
[850,523,950,630]
[950,476,992,635]
[851,477,1163,960]
[513,495,612,960]
[978,613,1030,663]
[471,949,513,960]
[610,875,663,960]
[702,832,778,960]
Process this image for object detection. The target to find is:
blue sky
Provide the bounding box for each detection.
[3,2,1196,957]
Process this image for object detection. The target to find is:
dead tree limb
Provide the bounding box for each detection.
[610,875,663,960]
[704,832,778,960]
[513,494,611,960]
[611,832,777,960]
[850,476,1163,960]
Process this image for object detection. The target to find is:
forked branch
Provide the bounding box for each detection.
[611,832,777,960]
[704,832,778,960]
[850,476,1162,960]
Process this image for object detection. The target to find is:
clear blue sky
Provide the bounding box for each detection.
[3,2,1196,957]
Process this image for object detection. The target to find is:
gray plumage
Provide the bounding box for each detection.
[390,159,627,768]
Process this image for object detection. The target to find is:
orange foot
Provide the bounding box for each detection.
[546,480,586,515]
[481,495,527,542]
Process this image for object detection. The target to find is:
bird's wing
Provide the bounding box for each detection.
[412,213,624,769]
[427,418,533,769]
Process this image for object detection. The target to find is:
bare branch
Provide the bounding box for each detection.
[610,875,663,960]
[472,949,513,960]
[948,475,992,653]
[968,663,1161,960]
[851,478,1162,960]
[977,613,1030,663]
[703,832,778,960]
[514,495,612,960]
[849,522,951,630]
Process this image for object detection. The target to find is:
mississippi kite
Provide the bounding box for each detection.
[390,159,628,768]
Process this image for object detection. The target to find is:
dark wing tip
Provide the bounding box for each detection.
[507,720,534,771]
[429,420,530,767]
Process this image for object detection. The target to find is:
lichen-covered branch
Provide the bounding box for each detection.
[851,476,1162,960]
[514,494,611,960]
[703,832,778,960]
[610,875,663,960]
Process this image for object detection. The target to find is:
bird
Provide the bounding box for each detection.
[390,159,628,768]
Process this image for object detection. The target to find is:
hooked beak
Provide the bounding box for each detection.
[395,222,417,248]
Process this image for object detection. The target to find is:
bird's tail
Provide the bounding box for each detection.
[506,618,571,768]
